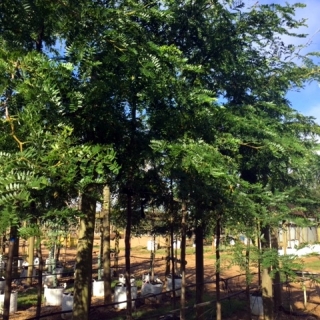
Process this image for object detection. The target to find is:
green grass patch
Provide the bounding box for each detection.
[302,257,320,270]
[17,288,40,310]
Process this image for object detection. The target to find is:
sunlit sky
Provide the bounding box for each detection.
[258,0,320,123]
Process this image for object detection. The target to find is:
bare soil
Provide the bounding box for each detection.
[2,245,320,320]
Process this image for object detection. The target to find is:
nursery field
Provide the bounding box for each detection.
[2,242,320,320]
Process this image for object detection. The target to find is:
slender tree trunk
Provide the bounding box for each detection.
[12,233,19,280]
[271,228,281,312]
[2,226,17,320]
[257,220,261,287]
[114,231,119,276]
[262,268,273,320]
[102,185,112,304]
[165,234,170,275]
[27,236,35,286]
[261,226,274,320]
[72,191,96,320]
[215,216,221,320]
[283,222,287,255]
[245,239,251,320]
[170,221,176,307]
[151,233,155,281]
[180,201,187,320]
[35,238,43,320]
[195,222,204,320]
[125,193,133,320]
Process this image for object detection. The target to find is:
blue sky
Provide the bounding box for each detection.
[258,0,320,124]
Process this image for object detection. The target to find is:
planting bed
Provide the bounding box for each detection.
[1,245,320,320]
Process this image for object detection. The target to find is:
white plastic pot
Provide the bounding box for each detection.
[44,286,64,306]
[141,279,163,303]
[250,294,263,316]
[0,291,18,314]
[43,273,56,287]
[34,257,40,266]
[92,280,104,297]
[147,240,159,251]
[118,274,135,286]
[166,274,182,297]
[173,240,181,249]
[114,283,137,310]
[61,293,73,319]
[142,273,158,282]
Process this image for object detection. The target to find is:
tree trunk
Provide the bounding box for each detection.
[72,191,96,320]
[102,185,112,304]
[125,193,133,320]
[283,222,287,255]
[27,236,35,286]
[170,221,176,308]
[35,238,43,320]
[180,201,187,320]
[245,239,251,320]
[195,222,204,320]
[2,226,17,320]
[257,220,261,287]
[271,228,281,312]
[12,233,19,280]
[261,226,274,320]
[215,216,221,320]
[114,231,119,276]
[262,268,273,320]
[165,235,170,275]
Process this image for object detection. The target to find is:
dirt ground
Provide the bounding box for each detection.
[2,243,320,320]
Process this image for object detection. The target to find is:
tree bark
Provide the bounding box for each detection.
[72,191,96,320]
[125,193,133,320]
[271,228,281,312]
[245,239,251,320]
[195,222,204,320]
[102,185,112,304]
[261,226,274,320]
[114,231,119,276]
[283,222,287,255]
[215,215,221,320]
[262,268,273,320]
[180,201,187,320]
[165,235,170,275]
[27,236,35,286]
[2,226,17,320]
[170,220,176,308]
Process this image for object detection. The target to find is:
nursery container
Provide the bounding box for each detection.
[43,273,56,287]
[61,293,73,319]
[250,294,263,316]
[142,273,158,283]
[173,240,181,249]
[114,283,137,310]
[92,280,104,297]
[141,279,163,303]
[44,286,64,306]
[147,240,159,251]
[118,274,135,286]
[0,291,18,314]
[34,257,40,266]
[166,274,182,297]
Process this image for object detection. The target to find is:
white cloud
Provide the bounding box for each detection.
[305,104,320,124]
[258,0,320,53]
